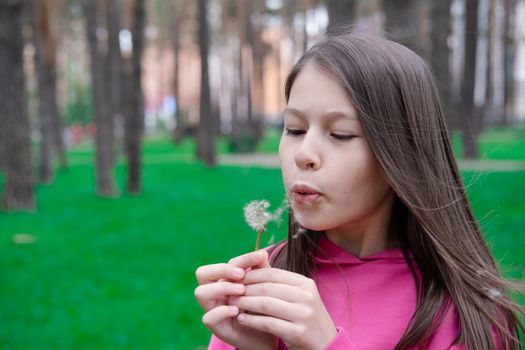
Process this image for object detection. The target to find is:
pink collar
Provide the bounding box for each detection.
[313,235,407,265]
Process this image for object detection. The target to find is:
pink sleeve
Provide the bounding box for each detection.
[323,327,358,350]
[208,335,235,350]
[208,328,357,350]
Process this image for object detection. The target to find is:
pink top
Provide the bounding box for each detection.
[208,236,464,349]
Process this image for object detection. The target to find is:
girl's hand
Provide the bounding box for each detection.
[230,267,337,350]
[194,250,277,350]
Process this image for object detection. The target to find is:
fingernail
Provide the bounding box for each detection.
[233,268,244,278]
[237,313,246,322]
[229,306,239,314]
[229,296,240,305]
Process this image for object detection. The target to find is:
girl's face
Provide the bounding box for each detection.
[279,63,395,239]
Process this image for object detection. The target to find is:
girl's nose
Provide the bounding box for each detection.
[294,133,321,170]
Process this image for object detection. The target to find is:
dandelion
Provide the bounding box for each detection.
[244,196,289,251]
[244,200,272,232]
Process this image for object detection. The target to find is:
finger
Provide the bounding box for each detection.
[236,312,298,342]
[253,250,271,269]
[244,282,301,303]
[195,282,246,311]
[196,263,245,284]
[230,295,306,321]
[228,250,270,270]
[202,305,240,330]
[243,268,309,286]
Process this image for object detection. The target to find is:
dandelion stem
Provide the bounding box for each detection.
[254,228,264,251]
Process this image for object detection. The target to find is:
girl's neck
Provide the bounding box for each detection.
[324,230,398,258]
[324,192,397,258]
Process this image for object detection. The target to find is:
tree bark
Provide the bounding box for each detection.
[0,0,35,211]
[302,0,312,53]
[222,0,240,149]
[83,0,117,196]
[251,0,265,143]
[502,0,516,125]
[107,0,121,169]
[461,0,480,158]
[171,0,185,143]
[237,0,258,150]
[124,0,145,194]
[326,0,356,33]
[197,0,216,166]
[383,0,425,56]
[34,0,59,183]
[35,0,66,172]
[430,0,456,130]
[484,0,494,123]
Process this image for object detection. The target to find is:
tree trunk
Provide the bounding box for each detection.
[223,0,240,150]
[0,0,35,211]
[125,0,145,194]
[302,0,311,53]
[51,82,66,170]
[502,0,516,125]
[326,0,356,33]
[171,0,184,143]
[34,0,59,183]
[35,0,66,171]
[238,0,254,146]
[485,0,494,122]
[461,0,480,159]
[230,43,239,145]
[83,0,117,196]
[197,0,216,166]
[107,0,121,169]
[251,0,265,143]
[383,0,426,56]
[430,0,456,130]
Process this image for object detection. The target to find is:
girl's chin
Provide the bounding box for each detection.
[293,216,332,232]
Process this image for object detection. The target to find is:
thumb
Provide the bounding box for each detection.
[252,249,270,269]
[228,249,270,270]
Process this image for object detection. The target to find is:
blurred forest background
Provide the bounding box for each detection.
[0,0,524,349]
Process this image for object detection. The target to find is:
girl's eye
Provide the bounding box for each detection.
[285,128,305,136]
[331,133,355,141]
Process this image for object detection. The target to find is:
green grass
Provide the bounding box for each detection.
[451,127,525,160]
[0,156,287,349]
[256,128,282,154]
[1,130,524,349]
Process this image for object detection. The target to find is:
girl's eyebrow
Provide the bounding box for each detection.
[284,107,357,121]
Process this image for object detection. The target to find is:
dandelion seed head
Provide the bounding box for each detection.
[244,200,272,231]
[244,195,289,232]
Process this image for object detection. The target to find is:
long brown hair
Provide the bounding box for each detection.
[270,33,524,350]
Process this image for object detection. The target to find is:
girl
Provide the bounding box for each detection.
[194,33,524,349]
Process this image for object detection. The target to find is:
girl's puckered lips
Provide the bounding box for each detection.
[290,183,322,205]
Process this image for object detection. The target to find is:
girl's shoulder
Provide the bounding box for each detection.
[421,296,462,349]
[264,240,287,262]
